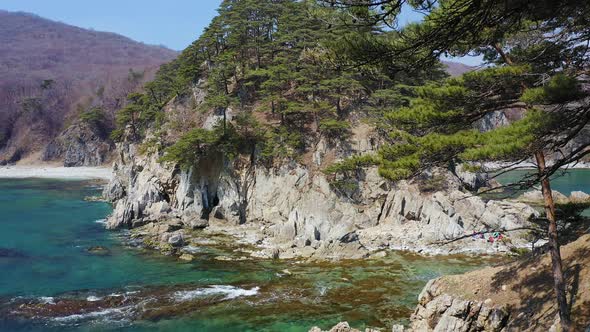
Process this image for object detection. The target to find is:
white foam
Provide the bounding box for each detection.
[86,296,102,302]
[181,245,202,254]
[94,219,107,224]
[53,306,133,322]
[173,285,259,302]
[39,297,55,305]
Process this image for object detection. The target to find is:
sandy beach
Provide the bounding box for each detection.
[0,166,112,180]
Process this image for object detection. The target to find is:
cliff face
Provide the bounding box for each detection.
[42,122,113,166]
[103,99,539,260]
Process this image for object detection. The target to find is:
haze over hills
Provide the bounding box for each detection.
[0,10,178,164]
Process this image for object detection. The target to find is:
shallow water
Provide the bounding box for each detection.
[495,168,590,196]
[0,178,502,331]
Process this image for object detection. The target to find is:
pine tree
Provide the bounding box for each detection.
[328,1,590,329]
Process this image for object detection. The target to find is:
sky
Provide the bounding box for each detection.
[1,0,481,65]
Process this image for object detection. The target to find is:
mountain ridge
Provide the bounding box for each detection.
[0,10,178,164]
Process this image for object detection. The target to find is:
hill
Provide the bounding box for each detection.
[0,10,178,164]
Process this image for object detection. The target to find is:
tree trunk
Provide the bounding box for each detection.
[535,151,572,331]
[496,42,571,329]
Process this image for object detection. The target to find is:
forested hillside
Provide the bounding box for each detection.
[113,0,446,171]
[0,10,178,164]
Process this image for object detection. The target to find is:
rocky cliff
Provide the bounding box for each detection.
[103,106,539,260]
[43,122,113,166]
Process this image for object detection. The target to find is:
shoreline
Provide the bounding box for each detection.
[483,160,590,171]
[0,165,112,181]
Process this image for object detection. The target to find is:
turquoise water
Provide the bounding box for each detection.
[495,169,590,196]
[0,178,500,332]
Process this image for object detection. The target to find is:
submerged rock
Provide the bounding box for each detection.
[86,246,110,256]
[0,247,28,258]
[178,253,194,261]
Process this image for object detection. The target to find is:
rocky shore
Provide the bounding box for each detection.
[313,234,590,331]
[102,133,540,261]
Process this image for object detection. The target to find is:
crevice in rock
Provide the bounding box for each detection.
[376,198,387,224]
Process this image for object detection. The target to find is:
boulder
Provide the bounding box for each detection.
[189,218,209,230]
[167,233,185,247]
[179,253,194,261]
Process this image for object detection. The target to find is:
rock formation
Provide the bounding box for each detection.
[43,122,113,166]
[103,108,539,260]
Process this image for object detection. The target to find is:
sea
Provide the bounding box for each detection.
[3,170,585,331]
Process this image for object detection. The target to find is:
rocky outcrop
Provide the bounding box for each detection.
[43,122,112,166]
[104,128,538,259]
[399,234,590,331]
[515,189,590,205]
[101,83,539,259]
[405,279,509,332]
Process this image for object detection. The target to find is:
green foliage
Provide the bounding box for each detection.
[160,112,274,167]
[521,74,583,105]
[319,119,351,139]
[79,107,109,136]
[324,154,378,175]
[258,126,305,162]
[327,66,573,182]
[80,107,106,126]
[159,128,218,167]
[555,201,590,221]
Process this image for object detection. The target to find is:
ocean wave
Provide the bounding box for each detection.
[86,295,102,302]
[173,285,259,302]
[52,305,134,323]
[94,219,107,224]
[39,296,55,305]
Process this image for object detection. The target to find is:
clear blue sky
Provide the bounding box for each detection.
[1,0,222,50]
[1,0,480,65]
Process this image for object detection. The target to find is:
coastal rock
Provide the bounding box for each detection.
[43,122,112,167]
[517,190,568,204]
[104,113,539,259]
[407,279,509,332]
[167,233,185,247]
[454,164,489,191]
[309,321,380,332]
[178,253,194,261]
[569,190,590,202]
